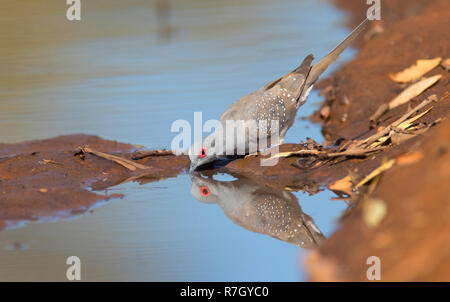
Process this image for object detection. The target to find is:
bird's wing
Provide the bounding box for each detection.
[263,54,314,91]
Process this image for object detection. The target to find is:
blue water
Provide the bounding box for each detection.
[0,0,353,281]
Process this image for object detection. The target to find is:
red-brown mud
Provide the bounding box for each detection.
[313,0,450,142]
[308,118,450,281]
[306,0,450,281]
[0,135,188,230]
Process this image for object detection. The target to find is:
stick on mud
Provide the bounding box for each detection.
[82,147,150,171]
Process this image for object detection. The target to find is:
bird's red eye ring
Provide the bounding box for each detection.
[200,186,210,197]
[198,147,208,158]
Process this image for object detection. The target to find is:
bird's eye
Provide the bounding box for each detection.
[198,147,208,158]
[200,186,210,197]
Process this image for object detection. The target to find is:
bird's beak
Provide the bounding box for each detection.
[189,162,197,173]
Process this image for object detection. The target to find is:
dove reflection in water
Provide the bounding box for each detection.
[189,173,326,248]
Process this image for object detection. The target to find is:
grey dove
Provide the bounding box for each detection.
[189,18,369,172]
[190,173,325,248]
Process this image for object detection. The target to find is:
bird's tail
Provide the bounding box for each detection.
[305,18,369,88]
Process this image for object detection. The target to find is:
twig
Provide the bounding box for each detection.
[356,94,437,148]
[270,146,383,161]
[355,159,396,188]
[131,149,174,160]
[327,147,385,158]
[39,159,63,166]
[82,147,150,171]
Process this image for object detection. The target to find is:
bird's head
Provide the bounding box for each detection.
[189,173,219,204]
[188,135,217,173]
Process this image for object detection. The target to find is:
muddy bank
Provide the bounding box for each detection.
[313,0,449,142]
[308,117,450,281]
[306,0,450,281]
[0,135,188,230]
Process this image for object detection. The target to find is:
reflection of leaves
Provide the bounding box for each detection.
[356,159,396,188]
[389,75,441,109]
[389,57,442,83]
[329,176,353,196]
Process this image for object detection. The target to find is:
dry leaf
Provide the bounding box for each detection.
[397,107,432,130]
[363,198,387,228]
[389,57,442,83]
[356,159,396,188]
[39,188,48,193]
[329,176,353,195]
[269,149,320,160]
[368,135,389,149]
[396,151,424,166]
[388,75,442,109]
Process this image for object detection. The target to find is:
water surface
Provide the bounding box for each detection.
[0,0,353,281]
